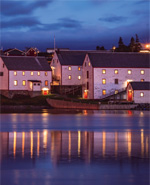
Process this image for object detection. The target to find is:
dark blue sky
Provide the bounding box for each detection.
[1,0,149,51]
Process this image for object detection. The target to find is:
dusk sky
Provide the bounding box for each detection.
[1,0,149,51]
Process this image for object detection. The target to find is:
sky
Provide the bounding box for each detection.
[0,0,149,51]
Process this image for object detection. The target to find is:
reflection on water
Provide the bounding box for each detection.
[1,130,149,162]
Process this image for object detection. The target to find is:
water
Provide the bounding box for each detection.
[0,110,149,185]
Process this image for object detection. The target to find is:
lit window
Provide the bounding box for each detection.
[141,79,144,82]
[45,72,47,76]
[22,71,25,76]
[22,80,26,86]
[102,69,106,74]
[69,75,71,80]
[102,90,106,95]
[102,79,106,84]
[88,62,91,66]
[45,80,48,86]
[78,67,81,71]
[128,70,132,75]
[141,70,144,75]
[68,66,72,71]
[14,80,17,86]
[140,92,144,97]
[14,71,17,76]
[31,72,33,75]
[114,69,118,74]
[38,72,40,76]
[115,79,118,84]
[78,76,81,80]
[115,90,118,94]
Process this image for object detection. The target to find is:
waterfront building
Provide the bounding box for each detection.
[0,56,52,98]
[127,81,150,103]
[82,52,150,99]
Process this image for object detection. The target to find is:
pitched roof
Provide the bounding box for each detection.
[129,82,150,90]
[88,53,150,68]
[56,51,88,65]
[4,48,24,56]
[1,56,51,71]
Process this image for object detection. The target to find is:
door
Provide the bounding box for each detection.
[84,91,88,99]
[128,90,133,101]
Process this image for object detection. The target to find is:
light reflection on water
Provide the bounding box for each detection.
[0,110,150,185]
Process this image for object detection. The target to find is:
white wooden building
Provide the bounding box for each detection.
[127,82,150,103]
[0,56,52,98]
[82,53,150,99]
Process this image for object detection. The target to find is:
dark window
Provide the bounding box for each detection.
[38,83,40,86]
[87,82,89,90]
[85,62,86,67]
[87,71,89,78]
[115,79,118,84]
[34,83,36,86]
[0,72,3,76]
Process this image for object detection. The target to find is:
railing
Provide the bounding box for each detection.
[99,87,126,100]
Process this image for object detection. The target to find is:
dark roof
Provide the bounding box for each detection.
[56,51,88,65]
[1,56,51,71]
[4,48,24,56]
[28,80,41,82]
[129,82,150,90]
[88,53,150,68]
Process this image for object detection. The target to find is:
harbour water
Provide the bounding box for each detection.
[0,110,149,185]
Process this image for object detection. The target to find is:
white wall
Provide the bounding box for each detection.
[9,70,52,91]
[94,68,150,99]
[62,66,82,85]
[0,57,9,90]
[134,90,150,103]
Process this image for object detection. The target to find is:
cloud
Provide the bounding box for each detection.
[1,17,41,29]
[99,16,127,23]
[1,0,53,16]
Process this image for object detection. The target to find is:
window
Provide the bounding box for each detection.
[128,70,132,75]
[115,79,118,84]
[115,90,118,94]
[38,83,40,86]
[140,92,144,97]
[38,72,40,76]
[102,78,106,84]
[87,71,89,78]
[14,71,17,76]
[78,67,81,71]
[45,72,47,76]
[69,75,71,80]
[22,71,25,76]
[88,62,91,66]
[68,66,72,71]
[78,76,81,80]
[14,80,17,86]
[3,63,5,68]
[45,80,48,86]
[141,79,144,82]
[22,80,26,86]
[34,83,36,86]
[85,62,86,67]
[0,72,3,76]
[102,69,106,74]
[114,69,118,74]
[31,71,33,76]
[102,90,106,95]
[141,70,144,75]
[87,82,89,90]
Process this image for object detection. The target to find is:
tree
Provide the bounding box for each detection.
[135,34,142,52]
[129,37,135,52]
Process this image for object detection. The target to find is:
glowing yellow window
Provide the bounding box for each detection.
[141,79,144,82]
[69,75,71,80]
[38,72,40,76]
[102,69,106,74]
[45,72,47,76]
[114,69,118,74]
[140,92,144,97]
[141,70,144,75]
[128,70,132,75]
[78,67,81,71]
[115,90,118,94]
[68,66,72,71]
[88,62,91,66]
[14,80,17,86]
[22,80,26,86]
[78,76,81,80]
[22,71,25,76]
[102,79,106,84]
[14,71,17,76]
[102,90,106,95]
[31,72,33,76]
[45,80,48,86]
